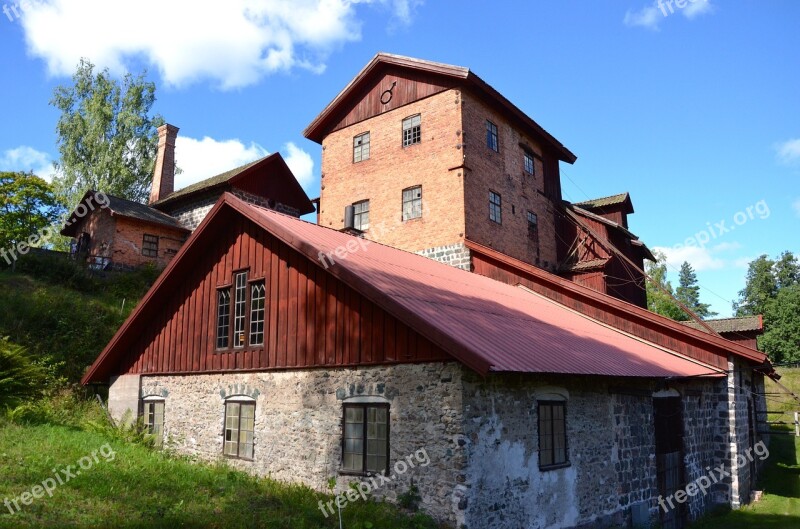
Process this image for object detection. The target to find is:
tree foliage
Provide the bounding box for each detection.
[675,261,717,319]
[736,251,800,363]
[0,171,64,251]
[50,58,163,207]
[646,251,688,321]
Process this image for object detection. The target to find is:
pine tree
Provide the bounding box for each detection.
[675,261,717,319]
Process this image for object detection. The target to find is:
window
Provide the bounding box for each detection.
[216,289,231,349]
[353,132,370,162]
[224,400,255,460]
[354,200,370,231]
[524,151,535,175]
[249,281,266,346]
[402,186,422,221]
[233,271,248,348]
[538,401,568,468]
[402,115,421,147]
[142,234,159,257]
[486,120,499,152]
[143,399,165,447]
[489,191,502,224]
[527,211,539,245]
[342,403,389,474]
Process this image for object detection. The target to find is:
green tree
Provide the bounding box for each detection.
[50,58,163,207]
[0,171,64,253]
[646,251,687,321]
[735,252,800,363]
[675,261,717,319]
[759,284,800,364]
[734,255,777,317]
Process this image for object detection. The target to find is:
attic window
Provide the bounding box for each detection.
[142,234,159,257]
[216,289,231,349]
[249,281,266,346]
[402,115,421,147]
[232,271,248,348]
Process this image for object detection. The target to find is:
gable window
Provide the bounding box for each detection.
[524,151,535,175]
[486,120,499,152]
[143,399,165,447]
[249,281,266,346]
[142,234,159,257]
[354,200,370,231]
[342,403,389,475]
[353,132,370,163]
[402,115,421,147]
[489,191,502,224]
[232,271,248,348]
[402,186,422,221]
[538,401,568,469]
[224,400,255,460]
[216,289,231,349]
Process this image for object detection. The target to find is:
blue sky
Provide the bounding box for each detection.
[0,0,798,316]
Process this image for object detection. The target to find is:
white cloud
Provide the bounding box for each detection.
[174,136,315,193]
[20,0,422,89]
[682,0,714,19]
[623,5,662,30]
[174,137,269,190]
[0,146,54,181]
[776,138,800,165]
[282,142,315,190]
[654,245,726,272]
[711,241,742,253]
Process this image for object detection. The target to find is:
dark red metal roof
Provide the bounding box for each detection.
[83,193,728,384]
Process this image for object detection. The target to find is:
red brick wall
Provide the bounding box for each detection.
[68,208,117,260]
[111,217,187,269]
[460,91,560,270]
[319,88,466,253]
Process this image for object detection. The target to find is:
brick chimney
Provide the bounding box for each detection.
[149,123,179,204]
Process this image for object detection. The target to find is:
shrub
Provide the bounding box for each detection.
[0,337,46,408]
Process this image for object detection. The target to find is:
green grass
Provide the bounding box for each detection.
[0,418,441,529]
[690,369,800,528]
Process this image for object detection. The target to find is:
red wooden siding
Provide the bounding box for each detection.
[119,215,451,375]
[470,249,728,370]
[328,65,456,135]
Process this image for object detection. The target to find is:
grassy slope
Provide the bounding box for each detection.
[0,420,438,529]
[692,368,800,528]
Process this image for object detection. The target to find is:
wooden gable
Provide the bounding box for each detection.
[324,64,458,136]
[117,209,452,376]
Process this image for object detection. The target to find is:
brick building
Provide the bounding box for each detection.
[305,53,652,307]
[61,124,314,270]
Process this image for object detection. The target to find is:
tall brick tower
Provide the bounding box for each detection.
[304,53,653,307]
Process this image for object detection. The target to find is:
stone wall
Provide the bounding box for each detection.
[139,363,467,525]
[416,242,471,271]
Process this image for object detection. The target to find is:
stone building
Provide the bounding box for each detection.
[60,124,315,270]
[81,54,776,529]
[85,193,772,529]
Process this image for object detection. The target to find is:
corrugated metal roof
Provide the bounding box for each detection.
[242,200,722,379]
